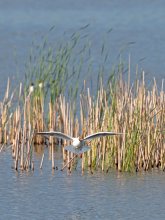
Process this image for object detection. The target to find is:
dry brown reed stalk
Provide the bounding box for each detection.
[58,95,80,170]
[0,79,15,145]
[1,71,164,173]
[34,94,80,170]
[20,71,164,172]
[76,72,164,172]
[32,88,45,145]
[8,87,35,171]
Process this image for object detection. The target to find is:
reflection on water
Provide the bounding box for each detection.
[0,150,165,220]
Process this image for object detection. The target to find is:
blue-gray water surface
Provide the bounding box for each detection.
[0,0,165,219]
[0,150,165,220]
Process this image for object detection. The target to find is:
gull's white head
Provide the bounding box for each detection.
[72,137,81,148]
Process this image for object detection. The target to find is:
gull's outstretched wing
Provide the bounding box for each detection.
[83,131,123,141]
[36,131,73,141]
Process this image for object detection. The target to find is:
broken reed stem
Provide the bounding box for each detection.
[40,152,45,169]
[0,144,5,152]
[61,154,77,171]
[51,143,55,169]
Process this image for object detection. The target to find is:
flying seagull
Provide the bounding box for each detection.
[36,131,123,154]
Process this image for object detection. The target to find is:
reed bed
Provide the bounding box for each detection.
[0,33,164,173]
[0,71,164,173]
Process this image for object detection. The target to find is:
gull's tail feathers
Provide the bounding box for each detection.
[64,145,91,154]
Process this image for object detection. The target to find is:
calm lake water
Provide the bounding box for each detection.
[0,0,165,219]
[1,150,165,220]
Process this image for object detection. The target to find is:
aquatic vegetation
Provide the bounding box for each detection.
[0,36,164,173]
